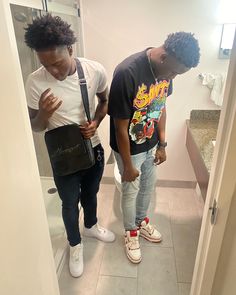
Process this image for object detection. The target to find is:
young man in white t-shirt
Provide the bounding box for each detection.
[24,14,115,277]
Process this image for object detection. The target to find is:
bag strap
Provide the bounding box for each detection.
[75,58,91,122]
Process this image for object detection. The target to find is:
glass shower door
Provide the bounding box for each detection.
[10,3,83,276]
[46,0,83,56]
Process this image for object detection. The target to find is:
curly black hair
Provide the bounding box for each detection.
[24,14,77,50]
[164,32,200,68]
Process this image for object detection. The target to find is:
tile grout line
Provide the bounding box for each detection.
[168,200,181,289]
[99,274,138,279]
[136,262,139,295]
[95,186,122,292]
[94,242,105,293]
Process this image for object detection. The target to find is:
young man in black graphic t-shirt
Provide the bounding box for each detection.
[108,32,200,264]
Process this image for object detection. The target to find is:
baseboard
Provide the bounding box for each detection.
[41,174,197,188]
[156,179,197,188]
[101,176,116,185]
[101,176,197,189]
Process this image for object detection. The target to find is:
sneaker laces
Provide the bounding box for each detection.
[72,247,81,262]
[143,222,155,235]
[96,223,106,234]
[126,236,140,250]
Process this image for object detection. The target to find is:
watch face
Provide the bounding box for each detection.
[159,141,167,148]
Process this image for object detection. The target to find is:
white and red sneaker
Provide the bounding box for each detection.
[139,217,162,243]
[125,229,142,264]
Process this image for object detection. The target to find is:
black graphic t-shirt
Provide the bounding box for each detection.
[108,49,173,155]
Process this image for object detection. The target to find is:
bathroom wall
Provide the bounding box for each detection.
[80,0,230,181]
[0,1,59,294]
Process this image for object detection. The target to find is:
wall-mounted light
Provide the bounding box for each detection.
[217,0,236,59]
[219,23,236,59]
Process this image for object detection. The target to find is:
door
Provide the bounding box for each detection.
[191,32,236,295]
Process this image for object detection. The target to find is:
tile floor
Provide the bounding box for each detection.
[58,183,204,295]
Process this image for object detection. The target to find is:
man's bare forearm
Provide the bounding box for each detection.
[116,129,133,168]
[114,118,140,182]
[93,100,108,127]
[30,113,48,132]
[94,88,108,127]
[114,119,133,168]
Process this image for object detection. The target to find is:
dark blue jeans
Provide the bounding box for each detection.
[53,144,104,246]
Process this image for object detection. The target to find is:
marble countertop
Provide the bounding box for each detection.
[186,110,220,173]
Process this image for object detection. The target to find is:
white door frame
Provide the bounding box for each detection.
[191,33,236,295]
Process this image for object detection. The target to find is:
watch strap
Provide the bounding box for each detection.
[158,141,167,148]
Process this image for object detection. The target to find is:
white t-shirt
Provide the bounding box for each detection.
[25,57,107,147]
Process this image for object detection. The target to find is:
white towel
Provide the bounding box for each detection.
[200,73,226,106]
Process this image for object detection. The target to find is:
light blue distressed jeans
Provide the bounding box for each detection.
[114,146,157,230]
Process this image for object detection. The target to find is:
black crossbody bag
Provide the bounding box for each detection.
[44,59,95,176]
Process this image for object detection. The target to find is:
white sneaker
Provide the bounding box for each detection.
[139,217,162,243]
[69,243,83,277]
[83,223,115,242]
[125,230,142,264]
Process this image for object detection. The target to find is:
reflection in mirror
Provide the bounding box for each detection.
[10,3,82,275]
[10,1,234,294]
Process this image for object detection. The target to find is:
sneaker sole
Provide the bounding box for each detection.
[126,250,142,264]
[70,270,83,278]
[83,233,115,243]
[140,232,162,243]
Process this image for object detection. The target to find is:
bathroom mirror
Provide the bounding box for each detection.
[9,1,234,294]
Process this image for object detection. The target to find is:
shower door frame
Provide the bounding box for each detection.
[9,0,84,279]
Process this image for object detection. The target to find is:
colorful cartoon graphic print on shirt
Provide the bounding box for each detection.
[129,80,170,144]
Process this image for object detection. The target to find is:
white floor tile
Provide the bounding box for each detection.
[178,283,191,295]
[59,241,104,295]
[96,275,137,295]
[58,184,202,295]
[100,241,138,278]
[172,223,200,283]
[137,246,179,295]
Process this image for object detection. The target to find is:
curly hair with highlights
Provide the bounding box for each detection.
[164,32,200,68]
[24,14,77,50]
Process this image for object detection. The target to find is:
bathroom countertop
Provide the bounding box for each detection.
[186,110,220,173]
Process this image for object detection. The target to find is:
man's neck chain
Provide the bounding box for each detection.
[147,49,158,83]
